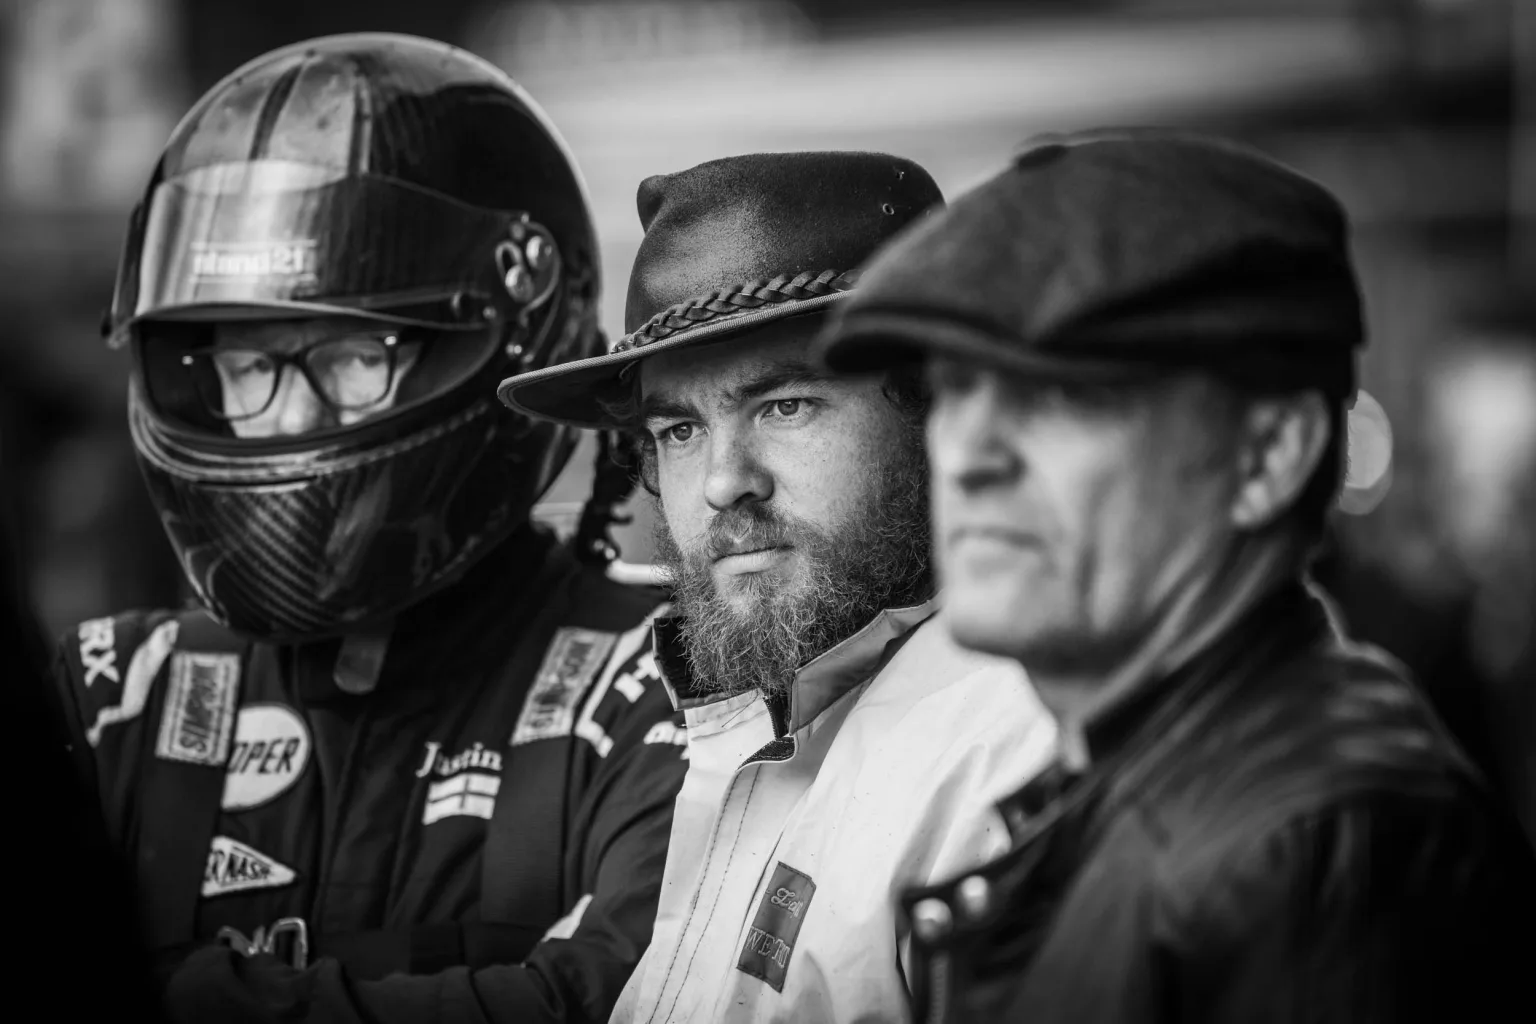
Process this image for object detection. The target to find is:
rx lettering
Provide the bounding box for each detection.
[78,617,119,687]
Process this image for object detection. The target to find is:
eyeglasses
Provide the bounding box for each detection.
[181,332,406,421]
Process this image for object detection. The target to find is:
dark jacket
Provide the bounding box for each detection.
[903,583,1536,1024]
[53,526,688,1024]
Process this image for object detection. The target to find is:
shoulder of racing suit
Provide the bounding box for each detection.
[521,561,679,761]
[51,605,247,855]
[54,606,205,756]
[50,558,678,792]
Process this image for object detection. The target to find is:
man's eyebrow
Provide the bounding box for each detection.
[730,361,832,403]
[640,359,834,424]
[640,393,701,424]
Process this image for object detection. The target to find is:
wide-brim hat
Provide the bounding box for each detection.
[498,150,943,428]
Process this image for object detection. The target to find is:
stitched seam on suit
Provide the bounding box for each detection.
[650,768,764,1024]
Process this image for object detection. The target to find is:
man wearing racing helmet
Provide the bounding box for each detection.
[52,35,686,1024]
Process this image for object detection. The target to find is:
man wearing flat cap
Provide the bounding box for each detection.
[817,129,1536,1023]
[499,151,1056,1023]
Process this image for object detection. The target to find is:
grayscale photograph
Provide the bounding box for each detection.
[3,1,1532,1021]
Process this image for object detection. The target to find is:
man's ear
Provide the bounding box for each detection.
[1230,391,1331,530]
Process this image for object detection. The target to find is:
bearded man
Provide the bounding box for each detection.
[498,152,1058,1023]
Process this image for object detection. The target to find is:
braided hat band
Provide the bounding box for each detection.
[611,268,861,354]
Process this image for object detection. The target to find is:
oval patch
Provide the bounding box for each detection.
[222,704,311,811]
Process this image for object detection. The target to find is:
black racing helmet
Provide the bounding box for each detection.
[109,34,603,642]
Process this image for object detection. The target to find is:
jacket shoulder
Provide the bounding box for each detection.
[520,588,680,760]
[1132,644,1502,928]
[54,608,181,736]
[53,607,242,752]
[1151,645,1471,831]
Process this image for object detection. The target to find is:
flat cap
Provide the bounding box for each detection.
[816,128,1364,396]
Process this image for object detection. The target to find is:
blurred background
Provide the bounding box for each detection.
[1,0,1531,832]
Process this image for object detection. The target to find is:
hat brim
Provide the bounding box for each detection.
[816,308,1174,383]
[499,291,848,428]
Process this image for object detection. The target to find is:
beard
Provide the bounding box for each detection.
[652,432,933,698]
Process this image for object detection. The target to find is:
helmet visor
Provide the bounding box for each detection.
[110,160,518,341]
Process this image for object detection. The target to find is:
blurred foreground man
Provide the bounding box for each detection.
[819,129,1536,1023]
[500,152,1057,1023]
[54,35,686,1024]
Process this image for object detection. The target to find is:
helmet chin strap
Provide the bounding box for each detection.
[333,620,394,694]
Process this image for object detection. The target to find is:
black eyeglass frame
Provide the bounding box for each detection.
[180,332,406,422]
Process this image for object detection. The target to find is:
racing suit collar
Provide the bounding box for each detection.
[290,523,568,706]
[654,599,939,735]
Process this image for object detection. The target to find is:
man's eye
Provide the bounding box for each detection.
[662,423,694,444]
[770,399,802,417]
[927,358,976,395]
[219,354,273,378]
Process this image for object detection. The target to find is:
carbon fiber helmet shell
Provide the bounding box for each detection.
[112,34,603,642]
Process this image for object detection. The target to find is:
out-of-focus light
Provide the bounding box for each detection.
[1339,389,1394,516]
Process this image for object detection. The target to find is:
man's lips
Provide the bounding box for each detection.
[946,525,1039,549]
[709,537,790,561]
[711,545,792,575]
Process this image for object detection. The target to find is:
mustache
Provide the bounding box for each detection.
[698,505,798,562]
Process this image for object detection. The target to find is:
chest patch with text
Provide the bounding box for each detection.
[736,861,817,992]
[222,704,311,811]
[202,835,297,898]
[511,628,617,746]
[416,741,504,825]
[155,652,239,766]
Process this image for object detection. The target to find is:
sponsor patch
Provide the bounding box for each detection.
[611,649,662,703]
[417,741,504,825]
[414,740,503,779]
[188,240,318,282]
[643,720,688,752]
[736,862,817,992]
[423,771,501,824]
[203,836,297,898]
[511,628,617,746]
[77,616,120,687]
[574,621,665,757]
[155,651,239,766]
[223,704,311,811]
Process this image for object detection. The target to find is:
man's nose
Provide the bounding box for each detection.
[703,428,773,512]
[270,368,334,436]
[928,377,1020,494]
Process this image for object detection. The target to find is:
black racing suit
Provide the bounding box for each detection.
[53,525,687,1023]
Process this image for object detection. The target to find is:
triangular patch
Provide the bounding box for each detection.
[202,835,297,898]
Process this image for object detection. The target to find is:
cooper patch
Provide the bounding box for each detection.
[202,835,297,898]
[155,652,239,766]
[736,862,817,992]
[223,704,311,811]
[511,628,617,746]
